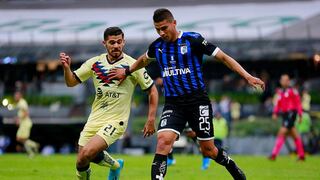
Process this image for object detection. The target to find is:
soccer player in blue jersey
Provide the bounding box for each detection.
[109,8,264,180]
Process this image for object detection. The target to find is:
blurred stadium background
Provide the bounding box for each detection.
[0,0,320,157]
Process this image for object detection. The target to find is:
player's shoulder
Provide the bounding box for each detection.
[288,88,299,95]
[18,98,28,107]
[182,31,203,39]
[149,37,163,47]
[86,53,106,63]
[122,53,137,65]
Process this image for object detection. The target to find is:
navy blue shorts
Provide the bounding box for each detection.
[281,110,297,129]
[157,90,214,140]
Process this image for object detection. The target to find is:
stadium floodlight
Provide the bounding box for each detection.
[7,104,13,111]
[2,99,8,107]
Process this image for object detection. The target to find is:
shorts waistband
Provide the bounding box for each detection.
[165,89,210,105]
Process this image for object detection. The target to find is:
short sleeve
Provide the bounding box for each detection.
[191,33,219,56]
[133,68,154,91]
[73,60,92,83]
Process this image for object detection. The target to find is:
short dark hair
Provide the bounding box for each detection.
[103,27,124,40]
[153,8,174,23]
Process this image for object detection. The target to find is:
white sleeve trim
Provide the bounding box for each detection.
[145,51,150,59]
[157,128,180,136]
[211,47,220,57]
[197,137,215,141]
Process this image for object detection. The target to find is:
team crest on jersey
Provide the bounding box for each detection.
[180,45,188,55]
[92,61,128,86]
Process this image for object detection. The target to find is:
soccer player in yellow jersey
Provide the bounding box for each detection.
[14,91,39,157]
[60,27,158,180]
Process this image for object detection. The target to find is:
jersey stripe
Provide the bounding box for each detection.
[162,42,178,96]
[193,54,205,89]
[155,42,172,96]
[170,42,185,95]
[185,39,199,90]
[177,38,192,93]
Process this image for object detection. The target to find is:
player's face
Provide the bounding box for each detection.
[14,92,21,102]
[103,34,125,60]
[154,19,177,42]
[280,75,290,88]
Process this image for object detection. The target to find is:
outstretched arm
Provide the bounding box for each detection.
[60,52,79,87]
[143,84,159,138]
[108,53,153,82]
[215,50,265,90]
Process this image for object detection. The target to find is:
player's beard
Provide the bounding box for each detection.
[108,49,122,60]
[161,35,170,42]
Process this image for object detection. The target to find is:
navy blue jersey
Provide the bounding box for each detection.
[147,31,219,97]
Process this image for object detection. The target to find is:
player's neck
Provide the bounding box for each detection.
[107,53,123,64]
[170,30,180,42]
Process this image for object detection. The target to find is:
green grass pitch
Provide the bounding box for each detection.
[0,154,319,179]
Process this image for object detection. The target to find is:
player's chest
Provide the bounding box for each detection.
[91,60,131,87]
[279,91,291,101]
[155,42,193,57]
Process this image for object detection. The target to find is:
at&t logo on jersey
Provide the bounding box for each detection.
[162,67,191,77]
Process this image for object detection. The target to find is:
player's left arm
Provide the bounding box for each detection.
[134,68,159,137]
[193,33,264,90]
[143,84,159,138]
[214,50,265,90]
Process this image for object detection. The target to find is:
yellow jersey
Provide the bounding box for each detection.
[74,53,153,130]
[17,98,31,121]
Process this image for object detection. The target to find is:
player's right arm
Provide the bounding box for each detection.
[131,53,154,73]
[108,41,157,82]
[107,53,154,83]
[60,52,79,87]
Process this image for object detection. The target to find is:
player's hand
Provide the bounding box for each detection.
[247,76,265,91]
[108,68,126,85]
[59,52,71,69]
[272,113,277,121]
[142,119,156,138]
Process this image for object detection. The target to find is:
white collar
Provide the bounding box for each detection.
[178,31,183,38]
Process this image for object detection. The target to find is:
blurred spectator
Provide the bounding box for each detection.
[59,144,72,154]
[259,71,274,115]
[213,112,228,149]
[235,78,247,92]
[295,112,312,153]
[301,89,311,112]
[14,91,40,157]
[41,145,55,156]
[0,81,4,97]
[221,75,233,91]
[230,100,241,121]
[209,98,217,114]
[15,81,27,93]
[0,114,10,154]
[219,95,232,131]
